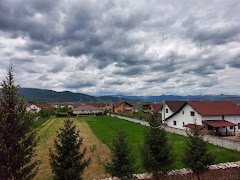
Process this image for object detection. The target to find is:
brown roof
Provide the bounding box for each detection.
[151,103,163,112]
[165,101,186,112]
[37,103,53,109]
[187,101,240,116]
[73,105,101,111]
[203,120,237,127]
[113,101,133,108]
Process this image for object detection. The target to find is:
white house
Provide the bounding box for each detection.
[161,101,185,123]
[165,101,240,135]
[26,104,41,113]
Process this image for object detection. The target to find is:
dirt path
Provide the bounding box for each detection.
[34,118,111,180]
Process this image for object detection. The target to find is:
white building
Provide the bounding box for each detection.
[26,104,41,113]
[165,101,240,135]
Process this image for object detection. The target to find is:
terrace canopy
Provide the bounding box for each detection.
[184,123,208,135]
[203,120,237,136]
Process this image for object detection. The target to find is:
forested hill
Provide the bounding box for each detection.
[0,88,239,103]
[17,88,120,103]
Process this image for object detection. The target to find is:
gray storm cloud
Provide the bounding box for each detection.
[0,0,239,95]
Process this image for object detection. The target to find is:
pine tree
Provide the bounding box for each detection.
[142,116,174,178]
[183,124,214,179]
[0,65,40,179]
[105,130,135,179]
[49,119,90,180]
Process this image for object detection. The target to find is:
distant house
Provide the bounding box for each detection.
[73,105,104,115]
[26,104,41,113]
[165,101,240,136]
[131,103,141,113]
[113,101,133,114]
[37,103,53,110]
[141,103,152,113]
[150,103,163,114]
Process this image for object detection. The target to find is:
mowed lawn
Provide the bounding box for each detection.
[84,115,240,173]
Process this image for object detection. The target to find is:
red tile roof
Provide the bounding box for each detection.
[187,101,240,116]
[203,120,237,127]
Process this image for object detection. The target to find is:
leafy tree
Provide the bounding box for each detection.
[49,119,90,180]
[0,66,40,179]
[39,108,55,118]
[183,124,214,179]
[142,117,174,178]
[105,130,135,179]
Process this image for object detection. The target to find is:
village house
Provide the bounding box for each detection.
[72,105,104,115]
[113,101,134,114]
[37,103,53,110]
[26,104,42,113]
[161,101,186,123]
[164,101,240,136]
[150,102,163,114]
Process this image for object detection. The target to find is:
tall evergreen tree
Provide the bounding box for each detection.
[49,119,90,180]
[142,116,174,178]
[0,65,40,179]
[105,130,135,179]
[183,124,214,179]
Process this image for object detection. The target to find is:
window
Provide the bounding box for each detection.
[183,122,185,127]
[208,126,213,130]
[238,123,240,129]
[166,109,168,113]
[190,111,195,116]
[173,121,177,126]
[182,111,184,115]
[230,126,233,129]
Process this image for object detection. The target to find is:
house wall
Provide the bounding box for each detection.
[166,104,202,129]
[27,104,41,113]
[73,110,104,115]
[161,104,174,122]
[225,115,240,134]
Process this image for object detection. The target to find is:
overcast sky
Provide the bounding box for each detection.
[0,0,240,96]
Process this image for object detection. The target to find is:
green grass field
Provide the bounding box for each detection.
[84,115,240,173]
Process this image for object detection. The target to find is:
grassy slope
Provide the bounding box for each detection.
[85,115,240,173]
[34,117,111,180]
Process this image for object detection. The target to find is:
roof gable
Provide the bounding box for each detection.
[113,101,133,108]
[165,101,186,112]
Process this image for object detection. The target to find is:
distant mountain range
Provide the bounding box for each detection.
[1,88,240,103]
